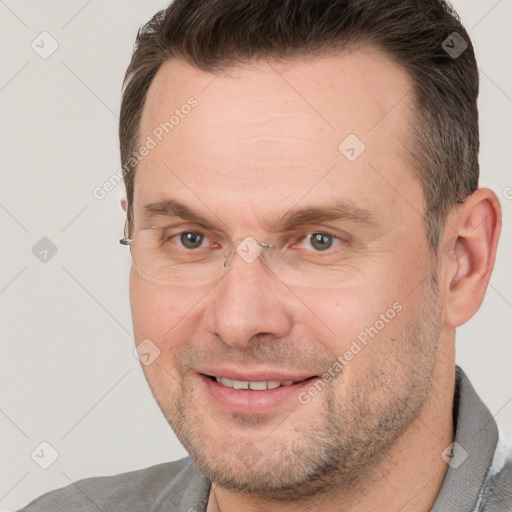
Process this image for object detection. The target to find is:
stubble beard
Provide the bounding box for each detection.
[150,270,442,501]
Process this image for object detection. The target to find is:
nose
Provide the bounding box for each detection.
[203,249,294,349]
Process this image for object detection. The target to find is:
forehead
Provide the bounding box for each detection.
[134,46,422,231]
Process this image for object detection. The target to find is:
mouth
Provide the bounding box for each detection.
[208,375,305,390]
[198,372,318,415]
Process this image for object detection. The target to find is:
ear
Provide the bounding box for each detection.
[440,188,502,328]
[120,197,128,213]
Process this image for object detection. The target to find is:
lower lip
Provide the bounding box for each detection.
[199,374,317,415]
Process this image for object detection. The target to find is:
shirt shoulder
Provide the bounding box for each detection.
[16,457,196,512]
[478,437,512,511]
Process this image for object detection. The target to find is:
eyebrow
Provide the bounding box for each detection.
[142,198,375,231]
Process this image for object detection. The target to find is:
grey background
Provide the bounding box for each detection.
[0,0,511,510]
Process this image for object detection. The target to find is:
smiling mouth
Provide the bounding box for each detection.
[206,375,313,390]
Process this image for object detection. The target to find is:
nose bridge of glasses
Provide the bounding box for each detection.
[224,236,275,268]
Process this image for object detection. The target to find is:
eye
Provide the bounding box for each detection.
[309,233,334,251]
[295,232,346,252]
[174,231,207,250]
[154,225,224,254]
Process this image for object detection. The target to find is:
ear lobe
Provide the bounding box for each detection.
[121,197,128,213]
[443,188,501,328]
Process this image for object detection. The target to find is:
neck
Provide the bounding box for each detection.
[209,354,455,512]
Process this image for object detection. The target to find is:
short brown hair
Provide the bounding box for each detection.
[120,0,479,249]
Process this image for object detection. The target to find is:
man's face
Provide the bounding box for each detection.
[129,47,443,496]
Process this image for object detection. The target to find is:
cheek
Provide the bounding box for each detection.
[308,247,427,356]
[129,268,206,349]
[311,272,398,335]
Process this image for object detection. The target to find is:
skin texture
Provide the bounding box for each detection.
[127,46,501,512]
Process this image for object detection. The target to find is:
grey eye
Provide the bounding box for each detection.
[310,233,333,251]
[180,232,204,249]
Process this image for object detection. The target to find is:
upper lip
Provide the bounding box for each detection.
[197,367,315,382]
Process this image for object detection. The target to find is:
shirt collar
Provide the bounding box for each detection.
[431,365,498,511]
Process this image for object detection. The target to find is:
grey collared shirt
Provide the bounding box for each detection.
[17,366,512,511]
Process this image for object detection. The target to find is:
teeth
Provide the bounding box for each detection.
[214,377,297,390]
[216,377,233,387]
[232,379,249,390]
[249,381,267,391]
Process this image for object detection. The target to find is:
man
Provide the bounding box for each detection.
[19,0,511,511]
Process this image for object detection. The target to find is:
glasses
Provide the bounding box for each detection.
[120,222,359,288]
